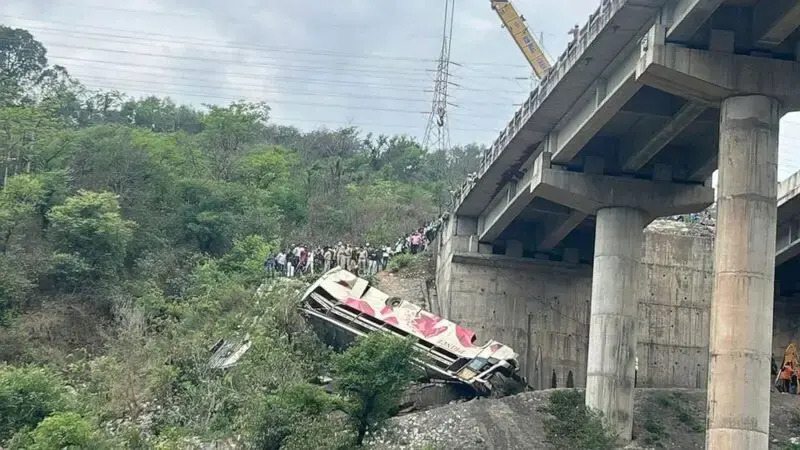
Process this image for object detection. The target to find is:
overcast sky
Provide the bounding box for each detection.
[2,0,800,180]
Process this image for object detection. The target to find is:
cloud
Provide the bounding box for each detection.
[1,0,800,178]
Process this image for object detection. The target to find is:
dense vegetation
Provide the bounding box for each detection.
[0,25,478,448]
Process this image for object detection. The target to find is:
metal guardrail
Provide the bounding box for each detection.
[452,0,623,210]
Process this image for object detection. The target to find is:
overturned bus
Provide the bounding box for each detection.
[299,268,524,395]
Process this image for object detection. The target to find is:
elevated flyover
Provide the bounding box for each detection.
[776,172,800,301]
[777,171,800,267]
[447,0,800,445]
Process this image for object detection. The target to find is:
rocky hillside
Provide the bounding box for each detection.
[374,253,437,310]
[367,389,800,449]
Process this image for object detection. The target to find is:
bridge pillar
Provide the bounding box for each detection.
[636,24,800,449]
[586,206,648,440]
[500,151,713,440]
[706,95,780,450]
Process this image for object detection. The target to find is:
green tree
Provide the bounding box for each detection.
[173,179,280,256]
[120,96,201,134]
[235,145,297,191]
[345,181,435,245]
[77,90,127,126]
[0,26,47,104]
[0,107,62,181]
[333,334,421,445]
[47,190,135,280]
[0,173,45,252]
[200,101,270,180]
[67,125,170,208]
[32,65,85,122]
[219,235,278,281]
[378,135,425,183]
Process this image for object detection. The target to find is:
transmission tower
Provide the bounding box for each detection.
[423,0,456,154]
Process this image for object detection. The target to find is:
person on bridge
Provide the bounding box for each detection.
[568,24,580,45]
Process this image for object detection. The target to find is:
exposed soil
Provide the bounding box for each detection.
[374,253,436,309]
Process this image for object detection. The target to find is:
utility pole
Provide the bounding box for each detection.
[423,0,456,157]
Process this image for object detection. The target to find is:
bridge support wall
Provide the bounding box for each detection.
[432,213,594,389]
[433,215,716,391]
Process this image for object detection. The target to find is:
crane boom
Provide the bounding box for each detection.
[489,0,551,80]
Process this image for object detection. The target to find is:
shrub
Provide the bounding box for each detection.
[333,333,421,445]
[22,412,105,450]
[542,390,618,450]
[0,365,70,442]
[246,383,350,449]
[386,253,417,273]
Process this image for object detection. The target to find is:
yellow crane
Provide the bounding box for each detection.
[489,0,551,80]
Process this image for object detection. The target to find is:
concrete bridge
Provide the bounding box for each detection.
[442,0,800,447]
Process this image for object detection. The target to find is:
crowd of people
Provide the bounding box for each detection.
[263,214,449,279]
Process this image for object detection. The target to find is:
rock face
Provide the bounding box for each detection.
[368,388,800,449]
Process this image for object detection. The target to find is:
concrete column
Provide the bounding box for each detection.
[706,95,780,450]
[585,206,648,440]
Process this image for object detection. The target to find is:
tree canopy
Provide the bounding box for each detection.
[0,27,480,448]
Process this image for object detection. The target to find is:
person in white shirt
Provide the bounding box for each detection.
[381,246,390,271]
[276,251,286,275]
[324,247,333,272]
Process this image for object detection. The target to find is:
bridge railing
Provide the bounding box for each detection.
[453,0,623,210]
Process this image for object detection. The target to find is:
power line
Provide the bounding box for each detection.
[9,42,530,95]
[268,116,500,135]
[1,14,532,69]
[5,2,446,38]
[47,56,433,92]
[62,64,520,108]
[76,81,429,115]
[74,80,499,131]
[73,75,431,104]
[30,27,534,84]
[16,25,530,82]
[14,29,444,78]
[51,57,525,104]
